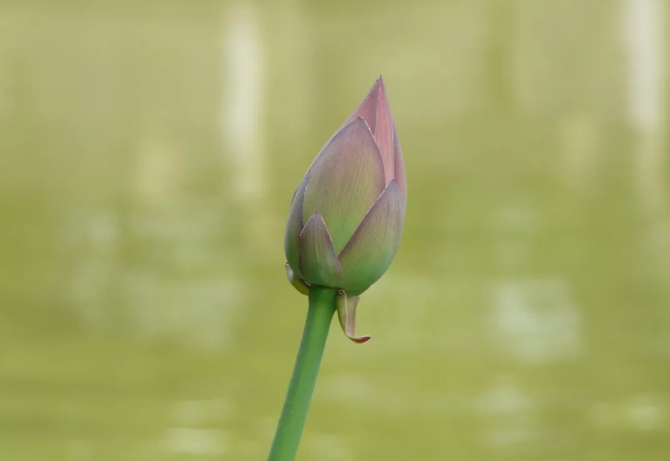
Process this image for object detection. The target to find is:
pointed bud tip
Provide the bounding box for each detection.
[371,76,386,95]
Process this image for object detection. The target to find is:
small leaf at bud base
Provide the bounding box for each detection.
[336,290,371,344]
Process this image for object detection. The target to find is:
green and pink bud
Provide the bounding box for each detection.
[284,77,406,342]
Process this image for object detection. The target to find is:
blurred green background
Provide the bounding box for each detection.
[1,1,669,460]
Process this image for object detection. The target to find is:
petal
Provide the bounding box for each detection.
[393,127,407,199]
[344,77,383,132]
[299,212,343,288]
[304,78,385,175]
[336,290,371,344]
[372,78,396,183]
[284,174,309,278]
[338,181,404,295]
[285,262,310,296]
[303,118,385,253]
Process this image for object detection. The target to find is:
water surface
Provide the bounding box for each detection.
[0,1,669,460]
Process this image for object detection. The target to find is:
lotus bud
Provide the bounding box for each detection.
[284,77,406,341]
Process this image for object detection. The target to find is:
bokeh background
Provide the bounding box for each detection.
[1,1,669,460]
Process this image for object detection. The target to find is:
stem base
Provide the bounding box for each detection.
[267,287,337,461]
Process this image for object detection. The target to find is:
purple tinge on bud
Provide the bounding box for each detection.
[302,118,385,253]
[344,77,406,195]
[284,76,406,302]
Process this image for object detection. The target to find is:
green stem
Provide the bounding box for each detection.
[267,286,337,461]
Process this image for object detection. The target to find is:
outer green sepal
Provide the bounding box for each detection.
[285,262,310,296]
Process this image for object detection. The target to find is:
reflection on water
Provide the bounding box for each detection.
[625,0,667,214]
[224,5,265,202]
[489,279,580,364]
[0,1,669,460]
[162,427,229,455]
